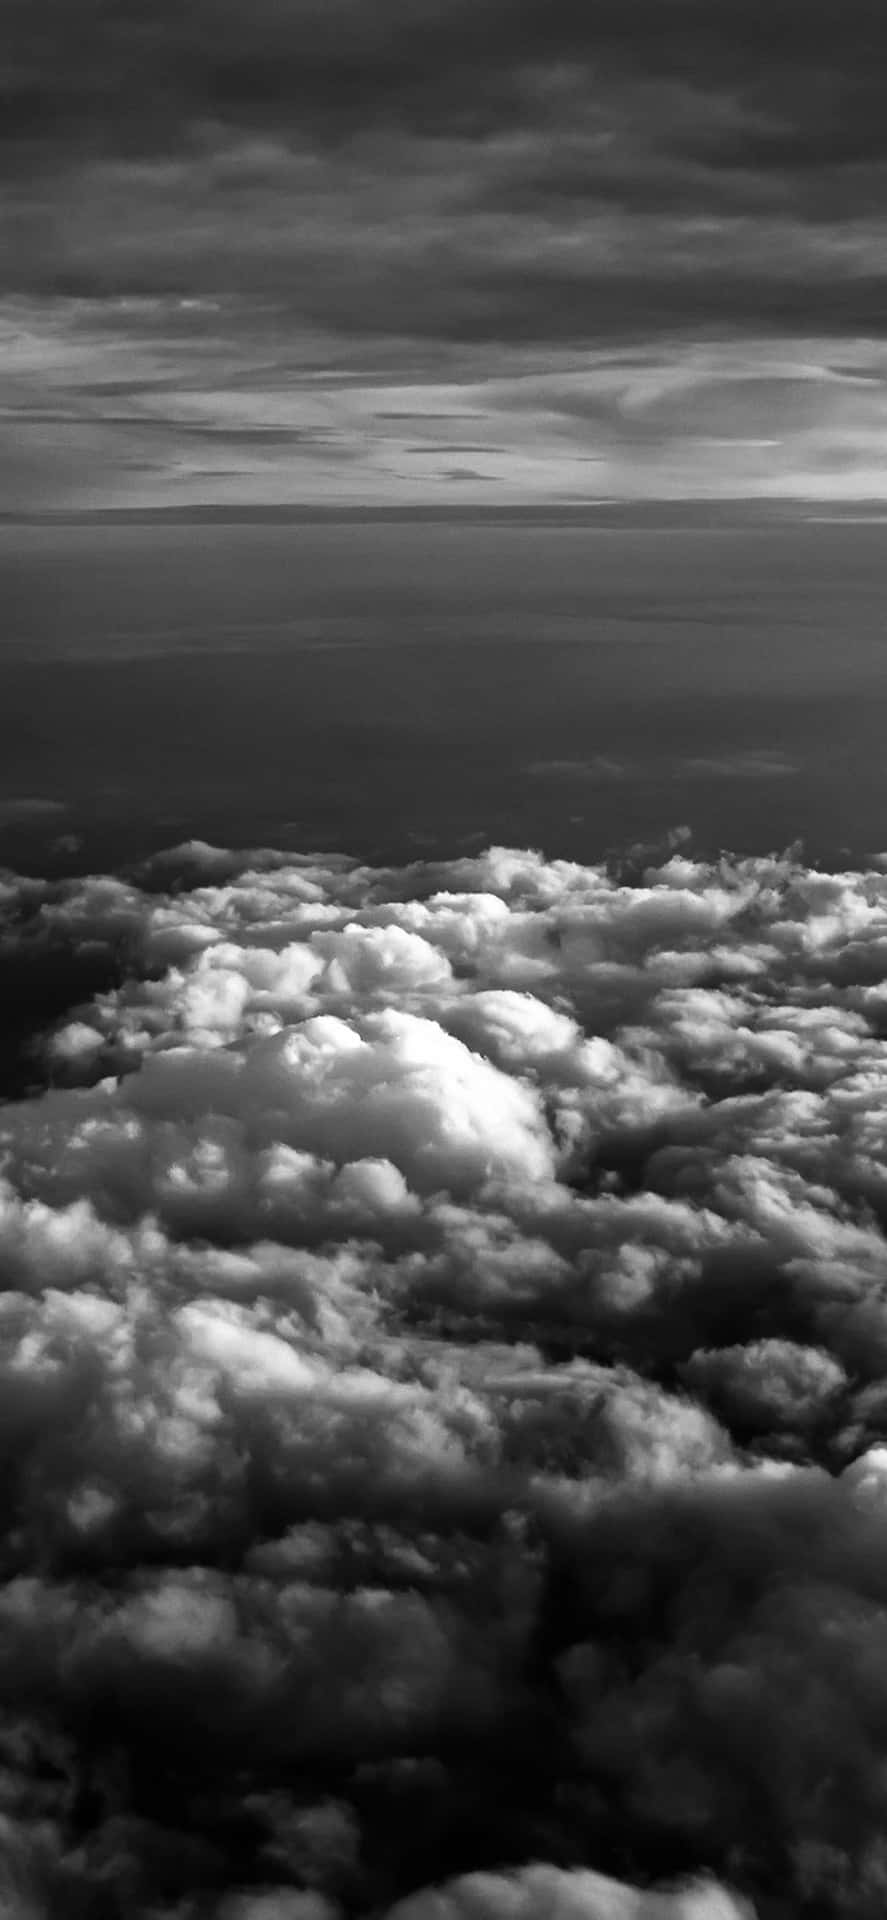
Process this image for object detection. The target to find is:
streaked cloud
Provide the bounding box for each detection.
[3,2,886,502]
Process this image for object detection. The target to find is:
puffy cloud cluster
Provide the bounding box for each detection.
[5,837,887,1912]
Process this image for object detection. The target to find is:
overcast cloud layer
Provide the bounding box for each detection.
[3,0,887,505]
[4,835,887,1911]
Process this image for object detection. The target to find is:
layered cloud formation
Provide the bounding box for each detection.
[4,836,887,1912]
[4,0,887,503]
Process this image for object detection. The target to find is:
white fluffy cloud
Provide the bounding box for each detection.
[385,1864,754,1920]
[5,837,887,1914]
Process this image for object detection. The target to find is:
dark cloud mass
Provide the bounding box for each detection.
[4,837,887,1911]
[3,0,886,153]
[2,0,887,502]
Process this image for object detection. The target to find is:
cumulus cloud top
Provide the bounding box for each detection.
[5,837,887,1912]
[386,1864,755,1920]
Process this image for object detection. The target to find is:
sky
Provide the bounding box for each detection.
[3,0,887,508]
